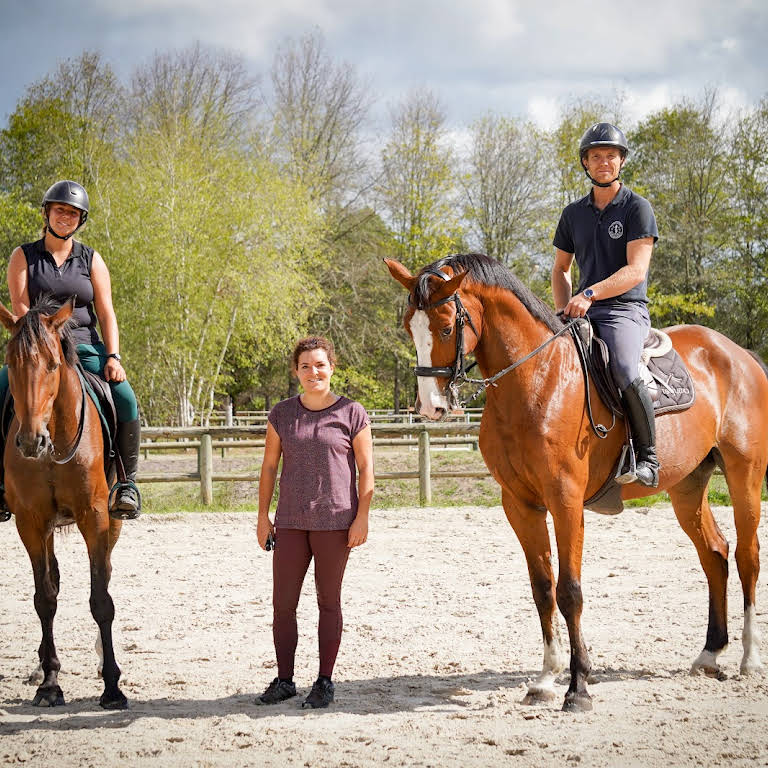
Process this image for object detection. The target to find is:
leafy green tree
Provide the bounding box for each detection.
[90,47,327,425]
[377,89,464,272]
[711,97,768,354]
[628,93,730,323]
[462,114,553,281]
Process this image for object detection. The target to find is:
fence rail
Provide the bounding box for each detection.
[138,423,486,506]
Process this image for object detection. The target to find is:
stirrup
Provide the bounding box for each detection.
[108,481,142,520]
[614,441,637,485]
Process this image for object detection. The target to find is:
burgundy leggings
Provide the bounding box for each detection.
[272,528,351,679]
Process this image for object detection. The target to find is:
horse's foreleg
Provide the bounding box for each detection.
[668,466,729,677]
[726,466,764,675]
[19,529,65,707]
[550,503,591,712]
[79,513,127,710]
[502,491,565,704]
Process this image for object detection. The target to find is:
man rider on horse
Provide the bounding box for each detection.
[552,122,660,487]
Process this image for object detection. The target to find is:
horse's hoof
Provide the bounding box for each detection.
[739,659,764,676]
[32,685,65,707]
[562,691,592,712]
[690,663,727,681]
[100,690,129,710]
[522,687,558,705]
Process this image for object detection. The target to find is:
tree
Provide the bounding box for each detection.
[378,89,463,271]
[629,92,731,322]
[712,97,768,354]
[266,29,372,217]
[462,114,553,281]
[93,47,327,425]
[0,51,123,262]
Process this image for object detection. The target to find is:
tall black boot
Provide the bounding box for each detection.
[621,377,660,488]
[109,418,142,520]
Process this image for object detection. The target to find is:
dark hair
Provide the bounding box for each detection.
[292,336,337,370]
[7,294,78,367]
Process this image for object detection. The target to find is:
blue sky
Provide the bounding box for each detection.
[2,0,766,130]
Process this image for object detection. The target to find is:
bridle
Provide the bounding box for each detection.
[411,269,480,410]
[410,269,615,437]
[411,272,584,414]
[3,354,88,466]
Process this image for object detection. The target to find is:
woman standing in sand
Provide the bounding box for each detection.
[256,335,373,709]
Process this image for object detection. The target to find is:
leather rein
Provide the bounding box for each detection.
[412,278,614,438]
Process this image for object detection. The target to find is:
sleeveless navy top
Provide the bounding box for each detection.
[21,238,101,345]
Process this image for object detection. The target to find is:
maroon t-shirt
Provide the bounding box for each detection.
[268,395,371,530]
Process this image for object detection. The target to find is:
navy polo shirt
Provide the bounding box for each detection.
[553,184,659,304]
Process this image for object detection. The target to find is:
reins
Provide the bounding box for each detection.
[50,364,88,464]
[413,281,615,438]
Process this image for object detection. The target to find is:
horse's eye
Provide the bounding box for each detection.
[440,326,452,338]
[47,361,60,373]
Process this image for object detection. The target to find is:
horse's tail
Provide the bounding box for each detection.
[748,349,768,489]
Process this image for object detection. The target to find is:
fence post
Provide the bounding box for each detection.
[199,432,213,505]
[418,429,431,507]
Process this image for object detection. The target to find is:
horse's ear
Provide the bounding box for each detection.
[0,302,18,332]
[432,270,469,300]
[49,296,76,331]
[384,259,416,291]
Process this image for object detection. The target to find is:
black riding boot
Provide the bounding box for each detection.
[109,418,142,520]
[621,377,660,488]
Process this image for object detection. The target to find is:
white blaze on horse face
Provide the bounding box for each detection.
[409,310,448,419]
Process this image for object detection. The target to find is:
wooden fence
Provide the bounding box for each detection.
[138,423,487,507]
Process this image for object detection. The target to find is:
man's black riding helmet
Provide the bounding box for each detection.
[578,122,629,163]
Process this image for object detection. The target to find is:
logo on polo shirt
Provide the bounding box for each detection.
[608,221,624,239]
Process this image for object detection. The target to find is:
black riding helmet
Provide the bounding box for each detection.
[578,123,629,188]
[41,180,89,239]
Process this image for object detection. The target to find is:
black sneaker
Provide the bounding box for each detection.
[302,677,334,709]
[257,678,297,705]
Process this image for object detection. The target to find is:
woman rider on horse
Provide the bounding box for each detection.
[0,180,141,521]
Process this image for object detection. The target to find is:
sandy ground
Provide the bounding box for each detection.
[1,503,768,768]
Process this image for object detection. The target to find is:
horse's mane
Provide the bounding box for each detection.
[8,295,79,367]
[414,253,563,334]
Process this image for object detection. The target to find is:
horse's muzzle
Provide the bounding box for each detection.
[16,430,51,459]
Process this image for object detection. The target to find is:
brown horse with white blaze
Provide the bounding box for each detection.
[0,297,127,710]
[386,253,766,712]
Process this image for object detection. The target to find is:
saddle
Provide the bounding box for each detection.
[1,365,118,481]
[571,318,695,416]
[569,318,695,515]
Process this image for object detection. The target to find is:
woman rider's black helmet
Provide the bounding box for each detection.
[578,123,629,187]
[41,180,89,239]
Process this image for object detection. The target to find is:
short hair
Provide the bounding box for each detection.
[292,335,337,370]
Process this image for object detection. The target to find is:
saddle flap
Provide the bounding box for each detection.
[77,366,118,470]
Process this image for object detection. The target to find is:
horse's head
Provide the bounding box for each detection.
[385,258,482,420]
[0,298,76,459]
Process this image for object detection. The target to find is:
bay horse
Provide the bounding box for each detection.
[0,296,127,709]
[385,253,766,712]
